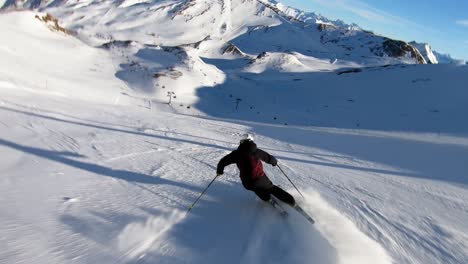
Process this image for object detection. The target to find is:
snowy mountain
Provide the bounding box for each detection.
[409,41,438,64]
[0,0,436,106]
[433,51,466,65]
[1,3,468,264]
[2,0,427,66]
[410,41,466,65]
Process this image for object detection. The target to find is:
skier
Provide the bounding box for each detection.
[216,134,296,206]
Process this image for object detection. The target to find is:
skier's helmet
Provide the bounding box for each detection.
[240,133,254,144]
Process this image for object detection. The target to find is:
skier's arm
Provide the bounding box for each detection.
[216,151,237,175]
[256,149,278,166]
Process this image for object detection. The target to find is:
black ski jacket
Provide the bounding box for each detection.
[216,141,277,185]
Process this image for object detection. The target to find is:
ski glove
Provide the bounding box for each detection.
[270,156,278,166]
[217,172,223,176]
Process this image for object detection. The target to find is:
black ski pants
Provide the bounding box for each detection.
[243,175,296,206]
[255,185,295,206]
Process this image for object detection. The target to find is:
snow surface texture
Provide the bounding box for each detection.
[1,8,468,264]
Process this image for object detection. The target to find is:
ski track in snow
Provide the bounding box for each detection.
[0,96,396,264]
[2,92,467,264]
[2,75,468,264]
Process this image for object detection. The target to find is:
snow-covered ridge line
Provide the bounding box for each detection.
[0,0,453,65]
[0,0,462,65]
[262,0,360,30]
[410,41,466,65]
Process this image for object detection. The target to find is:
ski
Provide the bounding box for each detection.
[292,204,315,224]
[269,197,288,217]
[269,198,315,224]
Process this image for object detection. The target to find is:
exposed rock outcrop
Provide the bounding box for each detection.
[222,43,245,57]
[381,39,426,64]
[317,23,337,32]
[101,40,134,49]
[409,41,438,64]
[35,13,73,35]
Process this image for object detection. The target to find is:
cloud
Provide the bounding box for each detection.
[310,0,423,28]
[456,20,468,27]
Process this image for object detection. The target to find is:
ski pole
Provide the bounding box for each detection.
[277,164,305,199]
[187,175,219,214]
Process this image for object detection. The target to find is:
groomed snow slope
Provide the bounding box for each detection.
[0,11,131,104]
[1,10,468,264]
[0,93,397,264]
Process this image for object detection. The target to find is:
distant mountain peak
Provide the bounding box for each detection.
[1,0,455,65]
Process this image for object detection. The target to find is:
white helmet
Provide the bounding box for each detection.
[240,133,254,143]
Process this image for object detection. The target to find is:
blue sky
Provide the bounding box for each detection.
[281,0,468,60]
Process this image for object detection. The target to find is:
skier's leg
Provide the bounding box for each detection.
[254,189,271,201]
[271,186,295,206]
[250,176,273,202]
